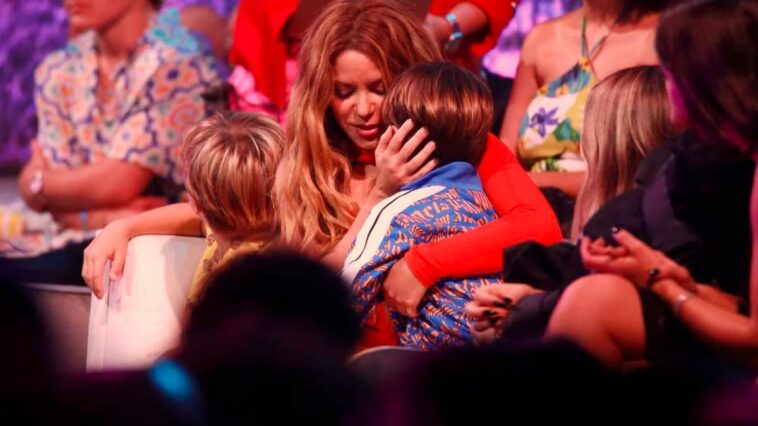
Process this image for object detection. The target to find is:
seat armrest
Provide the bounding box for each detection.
[86,235,206,371]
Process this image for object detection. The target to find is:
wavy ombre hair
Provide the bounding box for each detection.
[275,0,441,254]
[571,66,678,239]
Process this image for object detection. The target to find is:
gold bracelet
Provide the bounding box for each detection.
[673,292,695,317]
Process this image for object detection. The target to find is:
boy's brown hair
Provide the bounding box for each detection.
[381,62,493,167]
[182,113,284,238]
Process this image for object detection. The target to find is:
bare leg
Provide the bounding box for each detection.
[545,274,647,369]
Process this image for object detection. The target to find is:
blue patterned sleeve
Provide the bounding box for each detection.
[342,219,413,324]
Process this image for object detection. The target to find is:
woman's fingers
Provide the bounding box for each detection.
[659,257,693,287]
[81,250,90,285]
[604,245,629,258]
[110,246,126,281]
[397,126,429,160]
[376,126,394,155]
[409,158,438,182]
[589,237,608,253]
[387,119,415,154]
[473,284,511,304]
[90,254,106,299]
[471,320,502,344]
[488,283,537,303]
[581,237,612,268]
[405,141,436,174]
[465,303,508,320]
[612,229,647,255]
[471,319,493,333]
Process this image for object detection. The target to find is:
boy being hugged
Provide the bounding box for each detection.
[341,62,504,350]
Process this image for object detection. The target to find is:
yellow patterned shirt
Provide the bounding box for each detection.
[188,231,265,304]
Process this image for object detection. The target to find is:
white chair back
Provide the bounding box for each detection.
[86,235,206,371]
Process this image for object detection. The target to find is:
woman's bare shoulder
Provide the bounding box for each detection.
[531,8,582,36]
[521,9,582,62]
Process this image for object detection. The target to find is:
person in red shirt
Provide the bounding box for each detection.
[226,0,300,122]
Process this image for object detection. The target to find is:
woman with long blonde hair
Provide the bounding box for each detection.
[571,65,677,239]
[275,0,562,323]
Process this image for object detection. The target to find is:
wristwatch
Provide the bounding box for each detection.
[30,169,44,195]
[29,169,46,208]
[444,13,464,54]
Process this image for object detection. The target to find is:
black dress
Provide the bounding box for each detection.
[498,133,754,365]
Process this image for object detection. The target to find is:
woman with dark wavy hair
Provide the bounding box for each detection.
[544,0,758,370]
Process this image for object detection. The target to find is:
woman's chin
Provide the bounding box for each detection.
[351,138,379,152]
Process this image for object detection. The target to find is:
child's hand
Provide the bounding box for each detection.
[373,119,437,198]
[82,219,132,299]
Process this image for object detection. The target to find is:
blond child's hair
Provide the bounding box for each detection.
[182,113,284,239]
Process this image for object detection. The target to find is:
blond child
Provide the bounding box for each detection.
[82,113,283,303]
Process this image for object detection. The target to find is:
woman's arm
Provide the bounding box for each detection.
[652,172,758,358]
[425,3,489,47]
[20,160,154,211]
[322,122,438,270]
[52,196,168,230]
[405,135,562,285]
[663,172,758,354]
[384,137,561,316]
[322,190,387,270]
[651,279,758,353]
[583,220,758,359]
[426,1,518,58]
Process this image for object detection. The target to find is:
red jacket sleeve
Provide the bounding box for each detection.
[405,134,562,287]
[228,0,299,110]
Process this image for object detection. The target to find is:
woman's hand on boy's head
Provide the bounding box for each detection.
[373,119,437,199]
